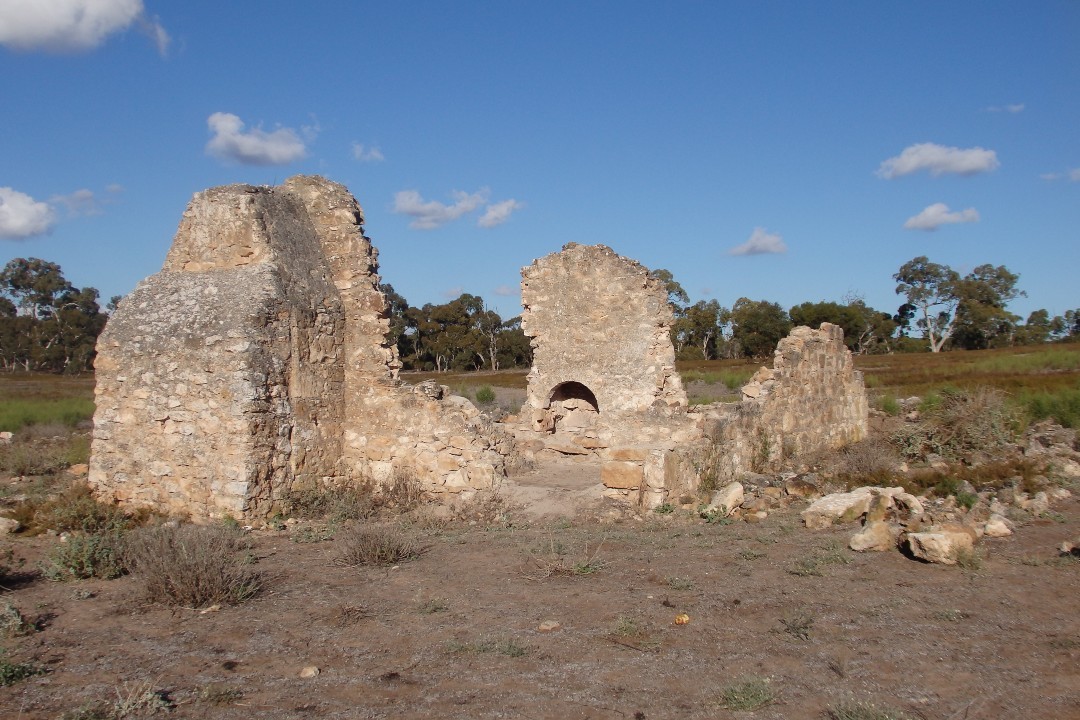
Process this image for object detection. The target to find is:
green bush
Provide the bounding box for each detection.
[41,533,126,581]
[1017,387,1080,428]
[474,385,497,404]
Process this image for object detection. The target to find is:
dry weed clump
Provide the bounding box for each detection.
[809,437,900,488]
[891,387,1021,462]
[124,524,261,607]
[281,469,427,523]
[333,525,427,567]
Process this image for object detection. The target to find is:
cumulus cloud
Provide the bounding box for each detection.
[729,227,787,256]
[205,112,308,166]
[0,187,56,240]
[351,142,384,163]
[393,188,489,230]
[876,142,1000,179]
[493,284,516,297]
[0,0,169,55]
[903,202,980,231]
[478,199,523,228]
[985,103,1025,113]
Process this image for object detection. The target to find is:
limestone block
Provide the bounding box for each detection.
[801,488,873,529]
[708,482,744,516]
[849,520,897,552]
[983,514,1014,538]
[602,461,644,490]
[906,529,975,565]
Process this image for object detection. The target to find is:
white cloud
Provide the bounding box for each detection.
[0,0,169,55]
[478,199,523,228]
[493,284,516,297]
[1040,168,1080,182]
[1040,173,1062,181]
[985,103,1025,113]
[441,286,464,300]
[1071,168,1080,182]
[205,112,308,166]
[876,142,1000,179]
[50,188,101,217]
[393,188,489,230]
[0,187,56,240]
[903,202,980,231]
[729,227,787,256]
[351,142,384,163]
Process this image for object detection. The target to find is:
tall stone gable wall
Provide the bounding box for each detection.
[90,176,507,520]
[520,243,687,445]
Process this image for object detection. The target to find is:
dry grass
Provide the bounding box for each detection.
[333,525,427,567]
[123,524,261,607]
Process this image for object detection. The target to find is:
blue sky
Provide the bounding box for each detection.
[1,1,1077,323]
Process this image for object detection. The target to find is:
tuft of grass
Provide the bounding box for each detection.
[418,598,449,614]
[952,546,982,572]
[198,684,244,706]
[666,576,695,591]
[474,385,497,404]
[788,557,823,577]
[614,616,644,638]
[124,524,261,607]
[447,637,528,657]
[653,503,675,515]
[34,483,135,534]
[718,677,775,711]
[825,699,914,720]
[1017,387,1080,428]
[334,525,426,567]
[877,394,900,416]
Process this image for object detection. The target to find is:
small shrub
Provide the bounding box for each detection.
[41,532,126,581]
[0,601,36,636]
[281,483,377,523]
[614,616,644,638]
[788,557,822,577]
[718,677,774,711]
[892,387,1021,461]
[474,385,497,404]
[953,546,982,572]
[124,524,261,607]
[653,503,675,515]
[780,611,814,640]
[0,651,46,686]
[418,598,449,614]
[447,637,528,657]
[37,483,133,534]
[334,525,425,567]
[198,684,244,706]
[812,437,899,488]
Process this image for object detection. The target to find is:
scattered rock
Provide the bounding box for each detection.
[849,520,897,552]
[0,517,21,535]
[300,666,320,678]
[906,528,975,565]
[66,463,89,476]
[801,488,874,529]
[537,620,561,632]
[0,431,12,444]
[983,514,1013,538]
[708,482,744,516]
[784,474,820,499]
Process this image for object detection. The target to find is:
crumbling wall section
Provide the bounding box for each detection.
[671,323,868,498]
[283,176,509,495]
[90,177,509,520]
[520,243,687,446]
[90,185,346,518]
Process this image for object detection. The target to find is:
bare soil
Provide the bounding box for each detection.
[2,465,1079,720]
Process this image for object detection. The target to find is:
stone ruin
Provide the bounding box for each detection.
[89,176,509,520]
[88,175,868,520]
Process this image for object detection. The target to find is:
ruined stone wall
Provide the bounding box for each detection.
[90,176,508,520]
[90,185,346,518]
[686,322,869,490]
[520,243,687,446]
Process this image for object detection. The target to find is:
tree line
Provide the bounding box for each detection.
[1,255,1077,374]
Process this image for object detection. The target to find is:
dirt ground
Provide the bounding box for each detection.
[2,463,1079,720]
